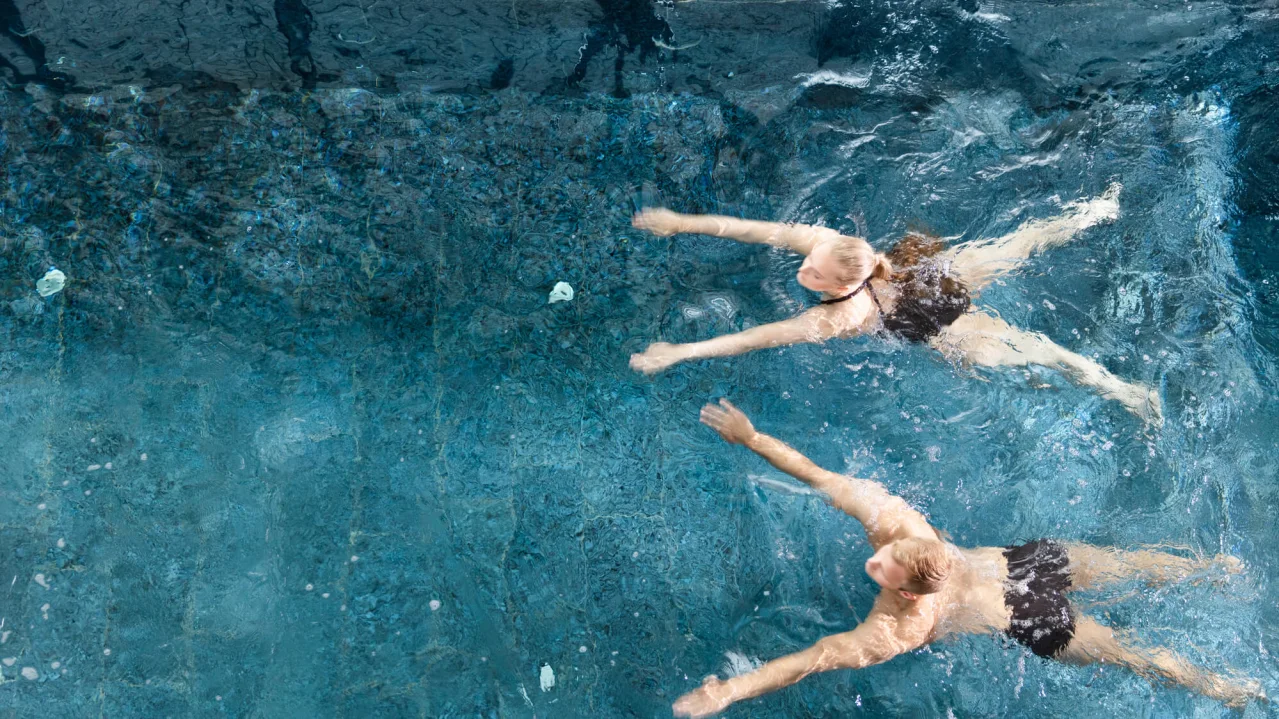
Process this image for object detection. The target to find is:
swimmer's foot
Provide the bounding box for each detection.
[1202,553,1246,589]
[1105,382,1163,427]
[1210,675,1266,708]
[1214,554,1245,575]
[1141,553,1245,588]
[1065,182,1122,230]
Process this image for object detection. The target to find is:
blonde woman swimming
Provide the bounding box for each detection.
[629,185,1161,423]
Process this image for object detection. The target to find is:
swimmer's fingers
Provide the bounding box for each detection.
[629,352,654,374]
[672,676,730,717]
[700,400,754,444]
[630,350,670,375]
[631,207,680,236]
[699,406,736,443]
[699,403,728,431]
[717,398,745,418]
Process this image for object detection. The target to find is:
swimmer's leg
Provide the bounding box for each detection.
[944,183,1121,290]
[931,311,1162,425]
[1059,616,1264,707]
[1063,544,1244,591]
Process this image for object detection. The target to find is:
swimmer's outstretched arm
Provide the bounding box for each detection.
[700,400,920,547]
[632,207,839,255]
[673,603,926,717]
[630,307,846,375]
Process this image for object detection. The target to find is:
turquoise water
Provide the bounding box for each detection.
[2,1,1279,717]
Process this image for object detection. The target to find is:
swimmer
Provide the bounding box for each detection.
[672,399,1261,716]
[630,185,1162,424]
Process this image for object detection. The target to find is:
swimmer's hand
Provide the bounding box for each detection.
[630,342,687,374]
[632,207,684,237]
[700,399,757,445]
[672,676,732,718]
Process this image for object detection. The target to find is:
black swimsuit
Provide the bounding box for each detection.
[820,261,971,343]
[1002,540,1076,658]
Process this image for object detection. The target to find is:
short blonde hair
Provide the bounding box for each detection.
[891,537,953,595]
[829,235,893,284]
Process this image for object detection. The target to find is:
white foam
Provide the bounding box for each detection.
[722,651,763,677]
[795,69,870,89]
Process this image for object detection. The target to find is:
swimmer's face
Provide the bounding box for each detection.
[865,543,911,594]
[798,241,847,293]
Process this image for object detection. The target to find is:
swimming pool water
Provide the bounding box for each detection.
[2,1,1279,717]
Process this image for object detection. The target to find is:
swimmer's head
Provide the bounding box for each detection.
[798,235,893,293]
[864,537,953,600]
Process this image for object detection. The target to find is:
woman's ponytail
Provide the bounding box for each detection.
[871,253,893,281]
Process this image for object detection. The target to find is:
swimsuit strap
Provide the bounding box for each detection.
[821,279,886,323]
[820,278,874,305]
[864,281,885,313]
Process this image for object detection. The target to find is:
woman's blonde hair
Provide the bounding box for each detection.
[829,235,893,284]
[891,536,953,595]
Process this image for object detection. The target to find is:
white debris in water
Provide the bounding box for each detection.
[1,658,14,666]
[36,268,66,297]
[50,661,60,670]
[37,503,46,511]
[429,599,441,611]
[548,282,574,304]
[140,453,148,461]
[0,632,9,643]
[34,574,50,589]
[58,538,68,548]
[349,555,359,563]
[104,462,113,470]
[321,593,330,599]
[21,666,38,680]
[87,465,101,472]
[578,645,587,653]
[305,584,313,591]
[539,664,555,692]
[103,648,111,655]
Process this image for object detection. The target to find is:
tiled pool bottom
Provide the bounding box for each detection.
[1,82,1277,718]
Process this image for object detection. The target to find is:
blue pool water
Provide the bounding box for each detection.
[2,1,1279,717]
